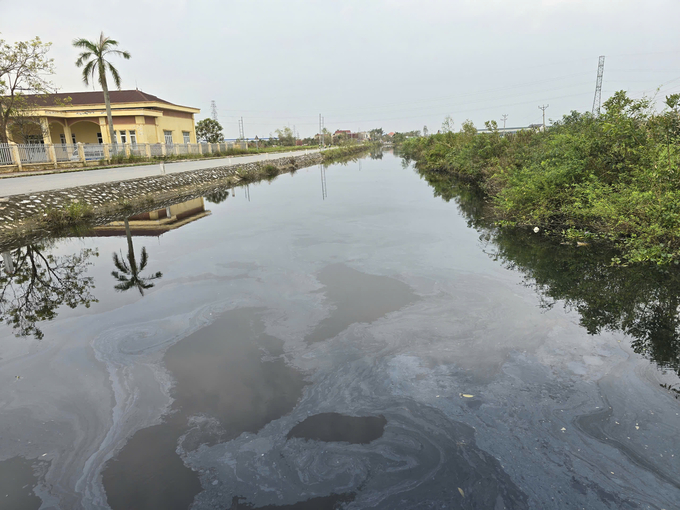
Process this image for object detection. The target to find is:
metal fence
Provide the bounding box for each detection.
[0,143,14,165]
[0,141,258,167]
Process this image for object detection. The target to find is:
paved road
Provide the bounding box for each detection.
[0,149,322,197]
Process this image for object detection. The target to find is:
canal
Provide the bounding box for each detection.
[0,151,678,509]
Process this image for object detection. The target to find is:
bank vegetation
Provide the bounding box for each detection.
[401,91,680,265]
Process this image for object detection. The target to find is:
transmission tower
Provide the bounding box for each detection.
[210,100,218,121]
[238,117,246,149]
[592,55,605,116]
[501,114,508,130]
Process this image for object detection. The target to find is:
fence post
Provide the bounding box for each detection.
[77,142,85,164]
[124,143,131,158]
[207,143,213,154]
[161,143,167,157]
[103,144,111,163]
[145,144,151,159]
[10,143,22,171]
[174,145,180,156]
[47,143,57,168]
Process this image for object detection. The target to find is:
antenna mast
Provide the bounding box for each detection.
[592,55,605,115]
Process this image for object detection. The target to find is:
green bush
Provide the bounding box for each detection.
[402,91,680,264]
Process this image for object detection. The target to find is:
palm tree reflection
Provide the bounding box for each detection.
[111,218,162,295]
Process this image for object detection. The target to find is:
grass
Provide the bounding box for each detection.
[42,201,94,228]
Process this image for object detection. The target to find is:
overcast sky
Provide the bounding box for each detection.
[2,0,680,138]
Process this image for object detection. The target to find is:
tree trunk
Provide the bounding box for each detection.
[124,218,137,274]
[0,114,9,144]
[100,62,116,146]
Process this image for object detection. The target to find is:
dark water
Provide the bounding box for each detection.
[0,152,679,509]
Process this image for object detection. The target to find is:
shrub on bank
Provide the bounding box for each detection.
[401,91,680,264]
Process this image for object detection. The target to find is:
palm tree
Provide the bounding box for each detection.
[73,32,131,146]
[111,219,162,295]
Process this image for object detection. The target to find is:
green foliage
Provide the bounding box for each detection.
[73,32,130,143]
[0,244,98,339]
[275,126,295,146]
[0,36,56,143]
[196,118,223,143]
[402,91,680,264]
[43,201,94,227]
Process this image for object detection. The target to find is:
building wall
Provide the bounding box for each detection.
[69,121,102,144]
[155,111,197,144]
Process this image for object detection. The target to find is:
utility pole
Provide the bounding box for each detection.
[592,55,605,116]
[319,114,322,147]
[538,105,549,130]
[210,100,218,121]
[501,114,508,130]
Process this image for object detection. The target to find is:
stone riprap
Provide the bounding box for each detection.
[0,152,324,249]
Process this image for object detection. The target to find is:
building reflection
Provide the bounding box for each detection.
[90,198,211,238]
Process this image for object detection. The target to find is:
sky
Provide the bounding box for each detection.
[2,0,680,139]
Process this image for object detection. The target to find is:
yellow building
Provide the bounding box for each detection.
[7,89,200,145]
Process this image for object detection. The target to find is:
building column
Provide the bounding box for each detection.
[99,117,111,143]
[154,119,162,146]
[10,143,22,171]
[39,117,52,144]
[135,116,146,143]
[47,144,57,168]
[63,121,72,145]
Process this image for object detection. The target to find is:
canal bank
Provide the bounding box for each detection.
[0,145,368,249]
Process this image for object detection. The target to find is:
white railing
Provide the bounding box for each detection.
[0,141,250,168]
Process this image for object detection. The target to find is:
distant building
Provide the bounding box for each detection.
[7,90,200,145]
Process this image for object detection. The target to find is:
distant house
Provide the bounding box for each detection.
[386,132,395,137]
[7,90,200,145]
[333,129,358,140]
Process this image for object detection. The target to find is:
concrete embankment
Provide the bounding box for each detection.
[0,151,331,249]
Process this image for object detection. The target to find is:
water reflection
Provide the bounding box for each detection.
[417,167,680,376]
[0,243,98,339]
[204,186,231,204]
[101,199,211,294]
[111,218,163,295]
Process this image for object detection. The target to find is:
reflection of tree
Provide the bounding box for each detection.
[417,166,680,375]
[0,244,98,339]
[204,187,231,204]
[111,219,162,295]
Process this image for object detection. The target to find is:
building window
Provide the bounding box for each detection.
[72,134,76,144]
[118,130,127,144]
[164,131,173,145]
[97,132,103,144]
[183,131,191,144]
[129,130,137,146]
[60,134,66,144]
